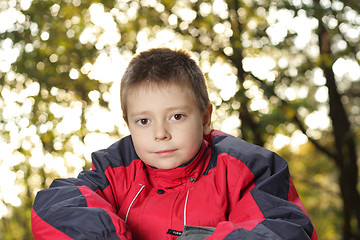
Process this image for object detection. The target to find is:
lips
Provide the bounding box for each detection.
[155,149,176,156]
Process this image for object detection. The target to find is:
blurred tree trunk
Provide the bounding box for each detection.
[226,0,264,146]
[317,14,360,240]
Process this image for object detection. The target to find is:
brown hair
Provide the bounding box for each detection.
[120,48,210,122]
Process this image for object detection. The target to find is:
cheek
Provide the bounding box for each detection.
[131,133,148,153]
[129,125,148,141]
[181,122,203,146]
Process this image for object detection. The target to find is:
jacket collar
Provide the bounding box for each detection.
[144,139,211,190]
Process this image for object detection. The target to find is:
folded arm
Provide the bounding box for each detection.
[208,151,317,240]
[31,148,132,240]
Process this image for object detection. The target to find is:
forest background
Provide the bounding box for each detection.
[0,0,359,239]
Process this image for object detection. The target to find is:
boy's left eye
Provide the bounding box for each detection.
[171,114,185,121]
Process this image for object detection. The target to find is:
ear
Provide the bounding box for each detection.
[202,104,213,135]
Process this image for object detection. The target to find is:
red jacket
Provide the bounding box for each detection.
[32,130,317,239]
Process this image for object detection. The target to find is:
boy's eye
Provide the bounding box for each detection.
[171,114,184,121]
[136,119,150,126]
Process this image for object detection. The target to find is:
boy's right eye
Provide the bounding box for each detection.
[136,119,150,126]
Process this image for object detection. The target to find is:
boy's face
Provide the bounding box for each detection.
[126,83,212,169]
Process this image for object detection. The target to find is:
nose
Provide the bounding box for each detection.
[154,122,171,141]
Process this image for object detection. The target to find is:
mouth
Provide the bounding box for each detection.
[155,149,177,156]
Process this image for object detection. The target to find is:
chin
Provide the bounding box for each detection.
[157,162,182,170]
[158,165,178,170]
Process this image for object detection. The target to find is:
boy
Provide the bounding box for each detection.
[32,48,317,239]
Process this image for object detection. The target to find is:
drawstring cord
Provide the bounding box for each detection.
[184,190,190,226]
[125,184,145,223]
[125,185,190,227]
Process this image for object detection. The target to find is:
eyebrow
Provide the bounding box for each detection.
[129,110,150,118]
[129,105,192,118]
[165,105,192,112]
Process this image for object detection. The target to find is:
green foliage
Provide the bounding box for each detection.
[278,143,342,240]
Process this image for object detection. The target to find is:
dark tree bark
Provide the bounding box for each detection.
[317,9,360,240]
[227,0,265,147]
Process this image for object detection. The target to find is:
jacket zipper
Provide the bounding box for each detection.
[125,184,145,223]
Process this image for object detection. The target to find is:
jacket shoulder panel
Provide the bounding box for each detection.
[91,135,138,169]
[79,135,139,191]
[205,133,288,184]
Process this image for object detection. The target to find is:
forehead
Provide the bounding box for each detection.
[127,82,193,99]
[126,83,197,111]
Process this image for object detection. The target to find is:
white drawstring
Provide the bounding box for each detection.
[184,190,190,226]
[125,184,145,223]
[125,186,190,226]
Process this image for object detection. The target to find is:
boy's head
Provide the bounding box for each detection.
[120,48,212,169]
[120,48,210,122]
